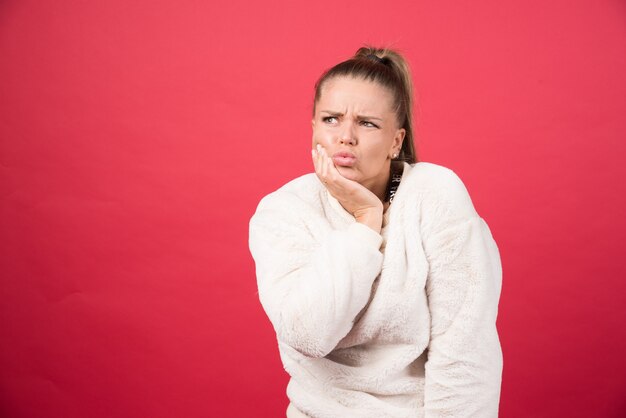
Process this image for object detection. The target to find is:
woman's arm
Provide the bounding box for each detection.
[249,192,384,358]
[420,169,503,417]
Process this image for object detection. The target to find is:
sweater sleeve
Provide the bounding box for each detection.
[420,170,503,417]
[248,191,384,358]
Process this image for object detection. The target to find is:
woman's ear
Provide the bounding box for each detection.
[393,128,406,153]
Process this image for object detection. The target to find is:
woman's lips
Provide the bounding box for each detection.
[332,152,357,167]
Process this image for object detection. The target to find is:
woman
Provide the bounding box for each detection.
[248,46,503,418]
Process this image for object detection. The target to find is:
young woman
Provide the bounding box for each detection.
[249,46,503,418]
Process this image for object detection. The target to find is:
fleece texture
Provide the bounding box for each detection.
[248,162,503,418]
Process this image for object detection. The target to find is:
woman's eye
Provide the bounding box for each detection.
[322,116,337,124]
[361,120,379,128]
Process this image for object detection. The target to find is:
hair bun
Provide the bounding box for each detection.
[365,53,387,65]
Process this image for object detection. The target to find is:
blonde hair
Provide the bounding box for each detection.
[313,46,418,163]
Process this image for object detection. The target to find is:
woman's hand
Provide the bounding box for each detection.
[312,144,383,233]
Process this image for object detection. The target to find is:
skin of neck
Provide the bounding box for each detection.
[361,160,392,204]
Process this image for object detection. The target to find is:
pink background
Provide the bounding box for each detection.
[1,1,625,417]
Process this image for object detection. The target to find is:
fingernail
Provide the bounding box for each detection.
[316,144,321,152]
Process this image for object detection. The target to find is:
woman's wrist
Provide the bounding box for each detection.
[354,206,383,234]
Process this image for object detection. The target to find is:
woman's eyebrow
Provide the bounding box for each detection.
[357,115,383,122]
[320,110,383,121]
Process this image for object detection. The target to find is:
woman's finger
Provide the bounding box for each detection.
[312,147,320,175]
[313,144,327,184]
[321,146,339,183]
[314,146,323,171]
[318,145,327,179]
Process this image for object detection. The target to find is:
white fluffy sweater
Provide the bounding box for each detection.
[248,162,503,418]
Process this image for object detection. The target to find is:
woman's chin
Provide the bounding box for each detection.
[336,165,360,181]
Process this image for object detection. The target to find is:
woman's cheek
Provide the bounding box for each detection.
[312,129,332,147]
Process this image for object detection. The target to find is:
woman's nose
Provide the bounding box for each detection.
[339,136,355,145]
[338,124,357,145]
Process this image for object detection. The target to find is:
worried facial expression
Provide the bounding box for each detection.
[312,76,405,192]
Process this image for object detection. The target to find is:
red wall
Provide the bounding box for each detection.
[1,1,625,417]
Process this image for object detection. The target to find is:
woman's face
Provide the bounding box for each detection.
[312,76,405,191]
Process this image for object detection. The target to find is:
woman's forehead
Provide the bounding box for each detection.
[318,77,395,113]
